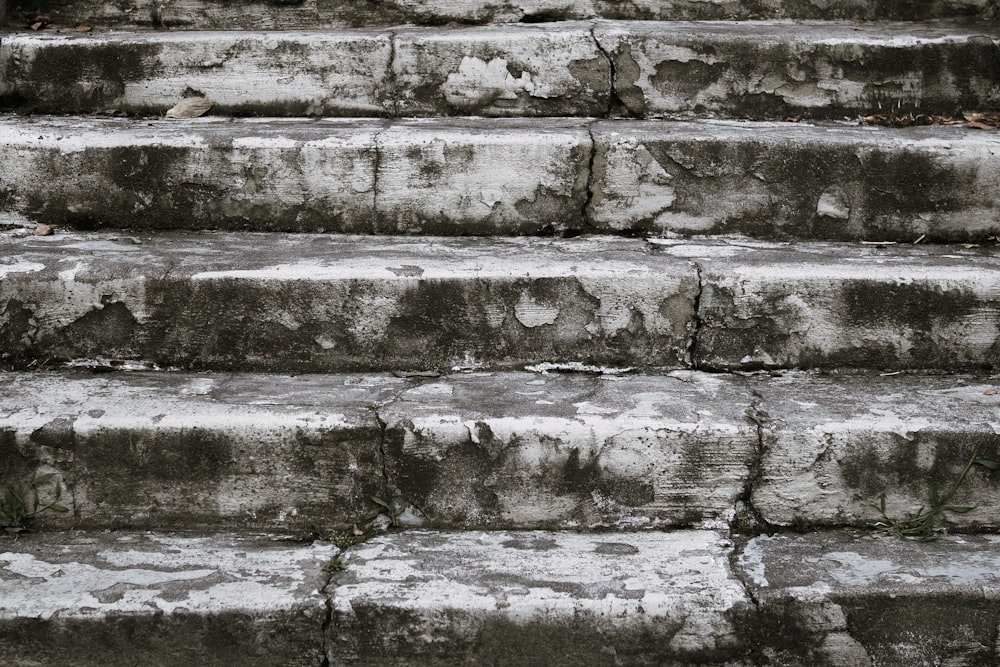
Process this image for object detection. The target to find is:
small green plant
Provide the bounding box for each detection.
[873,445,996,541]
[0,473,70,534]
[324,555,348,573]
[371,495,404,528]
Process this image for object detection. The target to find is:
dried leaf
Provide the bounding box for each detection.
[165,96,214,119]
[965,121,993,131]
[963,111,1000,127]
[75,25,93,32]
[32,223,53,236]
[985,389,999,395]
[30,21,44,30]
[351,524,364,536]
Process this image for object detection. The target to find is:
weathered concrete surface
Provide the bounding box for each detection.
[329,530,751,666]
[748,372,1000,531]
[379,371,756,529]
[8,0,995,30]
[0,371,402,530]
[654,238,1000,370]
[589,120,1000,242]
[393,22,609,117]
[738,532,1000,666]
[0,116,591,234]
[595,20,1000,119]
[0,233,698,371]
[0,531,333,666]
[374,119,591,234]
[0,117,381,232]
[0,30,394,116]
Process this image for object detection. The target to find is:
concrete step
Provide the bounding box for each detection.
[2,232,1000,372]
[7,0,995,30]
[3,116,999,241]
[3,529,999,665]
[2,21,998,118]
[3,370,998,532]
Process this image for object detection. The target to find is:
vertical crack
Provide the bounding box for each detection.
[373,406,390,500]
[688,261,704,370]
[385,30,399,117]
[589,23,615,119]
[372,125,384,232]
[580,123,598,234]
[318,573,334,667]
[731,379,773,537]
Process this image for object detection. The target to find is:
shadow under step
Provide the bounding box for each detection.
[2,116,999,241]
[3,369,999,532]
[1,20,998,118]
[2,528,999,665]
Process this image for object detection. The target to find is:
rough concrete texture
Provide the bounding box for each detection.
[0,116,591,234]
[653,238,1000,370]
[0,371,403,530]
[374,119,591,234]
[594,20,1000,119]
[0,531,334,666]
[0,117,381,232]
[378,371,756,529]
[3,117,999,240]
[329,529,751,666]
[392,22,609,117]
[0,232,698,371]
[8,0,996,29]
[589,120,1000,242]
[749,372,1000,530]
[739,532,1000,665]
[0,30,394,116]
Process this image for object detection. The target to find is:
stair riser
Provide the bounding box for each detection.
[9,0,995,30]
[4,119,998,241]
[3,22,998,118]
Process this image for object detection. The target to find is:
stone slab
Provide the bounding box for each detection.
[748,371,1000,531]
[0,531,334,666]
[0,116,591,234]
[374,119,591,234]
[0,117,381,232]
[379,370,757,529]
[0,30,394,116]
[654,238,1000,370]
[8,0,994,29]
[0,232,698,371]
[0,371,398,530]
[737,532,1000,665]
[589,120,1000,242]
[595,20,1000,119]
[328,529,751,666]
[392,22,609,117]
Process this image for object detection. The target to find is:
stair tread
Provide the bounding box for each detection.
[2,114,998,240]
[3,368,999,531]
[2,527,998,665]
[3,19,997,117]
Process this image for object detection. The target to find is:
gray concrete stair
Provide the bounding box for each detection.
[1,0,998,662]
[2,528,999,666]
[3,231,1000,372]
[2,21,997,118]
[2,116,998,241]
[3,369,999,533]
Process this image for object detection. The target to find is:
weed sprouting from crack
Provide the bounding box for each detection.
[0,473,70,536]
[873,444,997,541]
[371,495,404,528]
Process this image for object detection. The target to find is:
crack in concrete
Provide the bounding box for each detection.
[580,123,599,234]
[318,559,336,667]
[732,380,773,538]
[688,260,704,370]
[372,125,385,230]
[385,30,400,117]
[589,22,615,119]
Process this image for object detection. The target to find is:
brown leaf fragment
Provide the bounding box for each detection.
[963,111,1000,127]
[30,21,44,30]
[913,234,926,245]
[984,389,999,395]
[963,243,982,249]
[75,24,92,32]
[32,223,53,236]
[352,524,364,536]
[965,121,993,131]
[164,96,214,119]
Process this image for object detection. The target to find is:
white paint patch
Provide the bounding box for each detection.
[442,56,535,108]
[514,290,560,327]
[0,261,45,277]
